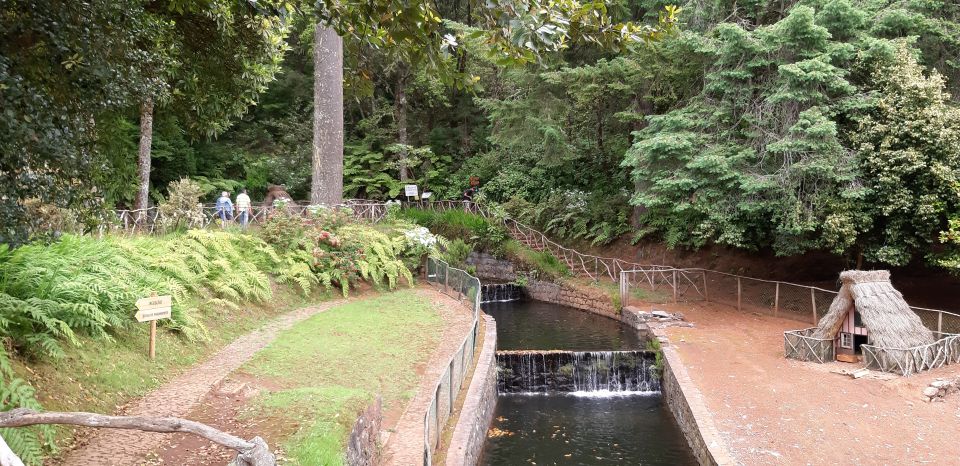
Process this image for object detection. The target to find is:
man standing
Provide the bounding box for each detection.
[235,188,252,230]
[215,191,233,227]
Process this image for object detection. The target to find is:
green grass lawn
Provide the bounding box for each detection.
[239,289,444,465]
[18,284,328,455]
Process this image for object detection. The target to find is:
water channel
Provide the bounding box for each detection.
[480,297,697,465]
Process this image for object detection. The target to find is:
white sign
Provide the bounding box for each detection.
[421,191,433,199]
[135,295,172,322]
[404,184,419,197]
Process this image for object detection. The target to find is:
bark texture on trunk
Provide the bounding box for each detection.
[311,24,344,205]
[394,67,410,181]
[135,98,154,210]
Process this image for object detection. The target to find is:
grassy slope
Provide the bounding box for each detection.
[238,289,444,465]
[17,283,330,453]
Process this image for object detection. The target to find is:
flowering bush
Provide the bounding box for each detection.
[403,226,442,258]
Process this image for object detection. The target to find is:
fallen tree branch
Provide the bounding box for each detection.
[0,409,274,466]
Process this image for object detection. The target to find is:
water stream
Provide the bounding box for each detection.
[480,283,524,303]
[480,299,697,465]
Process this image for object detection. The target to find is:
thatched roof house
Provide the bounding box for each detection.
[813,270,934,360]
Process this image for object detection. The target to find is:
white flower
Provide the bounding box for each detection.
[404,226,437,247]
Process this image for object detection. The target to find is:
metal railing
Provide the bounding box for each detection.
[422,257,481,466]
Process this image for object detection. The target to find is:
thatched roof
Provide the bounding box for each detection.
[813,270,935,349]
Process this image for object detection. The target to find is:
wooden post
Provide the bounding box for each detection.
[774,282,780,317]
[737,277,742,312]
[149,321,156,360]
[672,270,678,303]
[702,271,709,302]
[148,291,157,360]
[938,311,943,335]
[810,288,818,325]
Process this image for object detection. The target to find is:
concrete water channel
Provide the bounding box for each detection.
[478,296,697,465]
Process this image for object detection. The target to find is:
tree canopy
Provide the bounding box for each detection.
[4,0,960,274]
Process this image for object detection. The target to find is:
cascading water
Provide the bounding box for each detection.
[480,299,696,465]
[496,350,660,394]
[480,283,523,303]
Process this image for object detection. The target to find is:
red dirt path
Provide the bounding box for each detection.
[655,301,960,465]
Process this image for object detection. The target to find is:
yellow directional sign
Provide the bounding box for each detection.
[135,295,172,322]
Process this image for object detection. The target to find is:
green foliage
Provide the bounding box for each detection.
[0,0,290,245]
[260,209,416,297]
[646,338,663,378]
[442,238,473,268]
[625,1,960,266]
[0,347,52,465]
[157,179,206,231]
[0,229,284,460]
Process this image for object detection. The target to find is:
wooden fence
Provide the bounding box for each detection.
[862,334,960,376]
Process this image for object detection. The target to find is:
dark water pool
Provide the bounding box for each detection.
[480,299,695,465]
[483,300,643,351]
[481,394,698,465]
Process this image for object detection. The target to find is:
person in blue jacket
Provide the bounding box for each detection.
[215,191,233,227]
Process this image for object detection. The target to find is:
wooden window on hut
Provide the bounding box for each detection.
[840,332,853,349]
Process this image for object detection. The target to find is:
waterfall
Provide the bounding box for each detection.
[481,283,523,303]
[496,350,660,394]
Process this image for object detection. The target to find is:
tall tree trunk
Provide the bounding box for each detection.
[394,67,410,181]
[311,23,344,205]
[135,98,154,210]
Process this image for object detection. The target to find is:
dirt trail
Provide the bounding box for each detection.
[56,298,350,466]
[656,301,960,465]
[95,287,474,466]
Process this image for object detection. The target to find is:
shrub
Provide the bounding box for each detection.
[442,238,473,268]
[157,179,205,231]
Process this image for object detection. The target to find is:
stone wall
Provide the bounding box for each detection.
[658,347,735,466]
[346,397,383,466]
[526,280,619,319]
[445,314,498,466]
[466,252,517,282]
[467,252,620,318]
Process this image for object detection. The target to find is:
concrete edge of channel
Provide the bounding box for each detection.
[652,325,739,466]
[444,313,498,466]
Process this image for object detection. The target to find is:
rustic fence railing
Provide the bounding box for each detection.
[862,334,960,376]
[422,257,481,466]
[109,199,390,234]
[620,267,960,334]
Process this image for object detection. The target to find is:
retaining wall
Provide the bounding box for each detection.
[658,345,735,466]
[467,252,619,318]
[445,314,498,466]
[347,396,383,466]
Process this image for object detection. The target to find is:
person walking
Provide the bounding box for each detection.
[235,188,252,230]
[215,191,233,228]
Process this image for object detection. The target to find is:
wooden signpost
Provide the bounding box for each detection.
[135,293,172,360]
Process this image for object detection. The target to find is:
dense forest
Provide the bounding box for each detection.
[4,0,960,271]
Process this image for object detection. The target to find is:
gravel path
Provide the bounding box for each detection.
[57,298,349,466]
[658,301,960,465]
[380,288,475,466]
